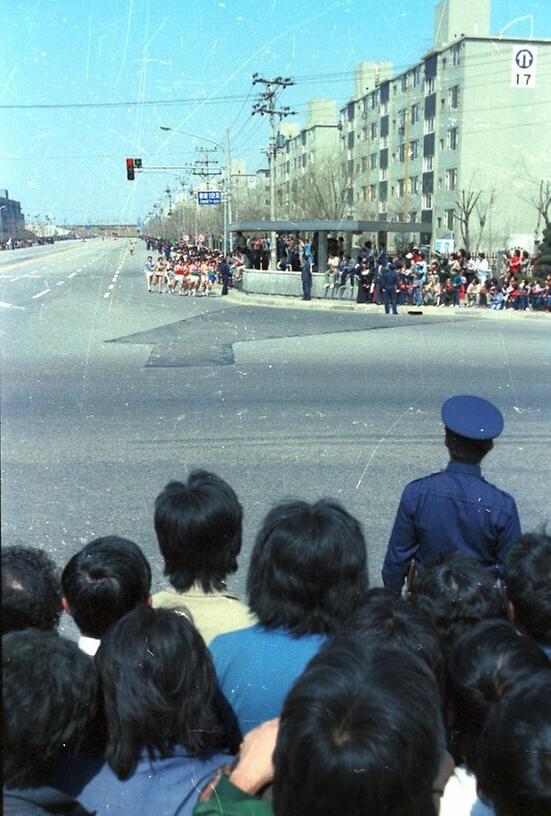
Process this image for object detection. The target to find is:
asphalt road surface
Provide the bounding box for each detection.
[2,239,550,625]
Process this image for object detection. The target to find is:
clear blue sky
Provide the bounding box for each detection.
[1,0,549,224]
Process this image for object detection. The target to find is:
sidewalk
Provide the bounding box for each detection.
[230,288,550,321]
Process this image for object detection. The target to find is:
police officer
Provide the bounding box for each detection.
[219,256,231,296]
[301,256,313,300]
[382,395,521,592]
[381,258,399,314]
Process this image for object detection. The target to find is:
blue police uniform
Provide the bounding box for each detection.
[382,264,399,314]
[382,396,521,591]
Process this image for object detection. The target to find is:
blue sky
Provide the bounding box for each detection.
[1,0,549,224]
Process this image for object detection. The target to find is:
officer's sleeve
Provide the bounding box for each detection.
[495,498,522,576]
[382,485,419,591]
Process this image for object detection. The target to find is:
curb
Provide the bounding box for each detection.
[228,289,550,320]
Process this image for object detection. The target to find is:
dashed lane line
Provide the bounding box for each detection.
[31,288,51,300]
[57,281,65,286]
[68,272,77,279]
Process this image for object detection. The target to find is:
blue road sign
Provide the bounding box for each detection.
[197,191,221,205]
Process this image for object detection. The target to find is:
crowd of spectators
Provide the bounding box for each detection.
[3,471,550,816]
[207,230,550,311]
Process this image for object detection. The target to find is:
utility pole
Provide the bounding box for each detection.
[225,128,232,257]
[192,149,222,249]
[251,74,295,269]
[402,107,410,224]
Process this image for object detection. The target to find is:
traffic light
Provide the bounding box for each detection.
[134,158,142,168]
[126,158,135,180]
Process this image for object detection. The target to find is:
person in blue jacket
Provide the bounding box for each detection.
[382,395,521,592]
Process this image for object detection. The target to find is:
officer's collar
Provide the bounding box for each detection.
[446,460,482,476]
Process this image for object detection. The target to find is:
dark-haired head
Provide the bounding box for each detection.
[506,532,551,649]
[412,552,505,648]
[2,545,62,634]
[344,588,443,681]
[96,605,226,780]
[477,673,551,816]
[3,630,97,789]
[62,536,152,639]
[447,619,550,769]
[445,428,493,465]
[154,471,243,592]
[273,639,445,816]
[247,499,369,636]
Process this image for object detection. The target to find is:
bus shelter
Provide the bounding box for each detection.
[228,218,429,271]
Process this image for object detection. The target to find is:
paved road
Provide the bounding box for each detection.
[2,240,550,619]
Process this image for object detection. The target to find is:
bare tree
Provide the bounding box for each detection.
[454,188,481,253]
[286,158,354,221]
[474,188,497,255]
[530,180,551,230]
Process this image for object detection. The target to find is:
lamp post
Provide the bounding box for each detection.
[160,125,232,256]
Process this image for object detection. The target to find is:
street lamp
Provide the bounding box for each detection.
[160,125,232,255]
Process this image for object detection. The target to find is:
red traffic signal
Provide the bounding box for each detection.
[126,158,135,181]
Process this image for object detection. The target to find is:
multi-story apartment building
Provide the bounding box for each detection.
[274,0,550,252]
[274,100,342,218]
[0,189,26,242]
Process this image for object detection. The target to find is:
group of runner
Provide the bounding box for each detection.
[143,247,229,296]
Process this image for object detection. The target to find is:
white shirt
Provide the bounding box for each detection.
[78,635,100,656]
[440,765,494,816]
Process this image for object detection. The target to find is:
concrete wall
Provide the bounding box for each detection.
[241,268,357,301]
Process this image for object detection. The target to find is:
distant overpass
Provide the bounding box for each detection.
[66,224,141,237]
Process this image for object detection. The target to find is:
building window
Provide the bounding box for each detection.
[440,138,445,151]
[302,154,307,167]
[347,102,355,121]
[424,116,435,134]
[370,153,378,170]
[380,134,388,148]
[369,184,377,201]
[400,74,407,92]
[446,209,455,230]
[446,168,458,190]
[423,155,433,171]
[301,132,306,145]
[410,140,419,160]
[425,76,435,94]
[411,103,420,124]
[423,193,433,209]
[381,100,389,116]
[399,144,406,162]
[449,85,460,110]
[413,66,422,86]
[410,176,419,194]
[398,178,407,196]
[361,156,368,172]
[370,122,378,139]
[380,167,388,181]
[410,211,418,222]
[452,44,461,67]
[448,127,459,150]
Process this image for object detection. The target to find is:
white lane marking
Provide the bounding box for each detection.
[108,284,114,290]
[77,268,83,272]
[103,292,110,298]
[0,301,25,310]
[68,272,77,278]
[31,288,51,299]
[57,281,65,286]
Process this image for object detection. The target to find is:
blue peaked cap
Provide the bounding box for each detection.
[441,395,504,440]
